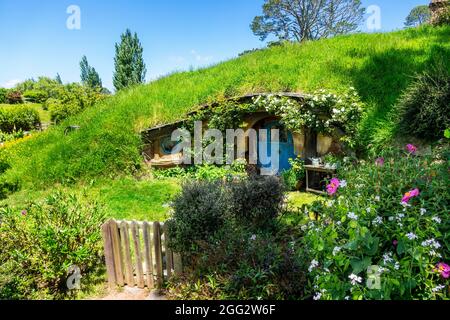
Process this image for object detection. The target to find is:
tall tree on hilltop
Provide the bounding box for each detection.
[80,55,102,88]
[113,29,147,91]
[405,5,431,27]
[251,0,365,42]
[55,73,62,84]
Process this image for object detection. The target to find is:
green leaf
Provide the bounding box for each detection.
[444,128,450,139]
[397,240,406,255]
[350,257,372,274]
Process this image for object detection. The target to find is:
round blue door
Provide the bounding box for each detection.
[258,121,296,175]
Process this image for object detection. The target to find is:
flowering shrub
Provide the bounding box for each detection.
[303,144,449,300]
[254,88,364,148]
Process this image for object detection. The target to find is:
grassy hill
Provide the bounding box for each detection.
[2,26,450,193]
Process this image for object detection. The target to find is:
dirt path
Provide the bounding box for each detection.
[99,286,167,300]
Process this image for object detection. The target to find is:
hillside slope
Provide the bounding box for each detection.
[2,26,450,190]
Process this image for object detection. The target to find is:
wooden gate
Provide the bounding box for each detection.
[101,219,182,289]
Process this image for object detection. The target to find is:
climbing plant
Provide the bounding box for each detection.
[185,88,364,149]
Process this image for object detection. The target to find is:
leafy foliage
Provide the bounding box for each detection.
[0,191,106,299]
[113,29,147,91]
[405,5,431,27]
[6,91,23,104]
[395,62,450,141]
[251,0,365,42]
[0,88,7,104]
[80,55,102,89]
[303,145,450,300]
[0,105,40,133]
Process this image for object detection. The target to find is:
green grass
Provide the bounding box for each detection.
[287,191,322,209]
[0,177,180,221]
[1,26,450,192]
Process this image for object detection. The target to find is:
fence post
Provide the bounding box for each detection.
[101,220,116,288]
[110,219,124,287]
[163,223,174,279]
[131,221,145,289]
[142,221,154,288]
[119,221,134,287]
[153,222,164,289]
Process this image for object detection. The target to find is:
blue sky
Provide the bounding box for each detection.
[0,0,430,91]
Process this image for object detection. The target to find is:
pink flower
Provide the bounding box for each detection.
[375,157,385,167]
[435,263,450,279]
[21,210,27,216]
[326,178,340,196]
[401,188,420,204]
[406,144,417,155]
[393,240,398,247]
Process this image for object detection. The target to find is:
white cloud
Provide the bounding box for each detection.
[190,50,213,63]
[168,55,186,64]
[2,79,22,89]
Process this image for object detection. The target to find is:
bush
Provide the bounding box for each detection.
[0,191,106,299]
[396,63,450,141]
[0,88,7,104]
[23,89,49,103]
[5,91,23,104]
[227,175,285,230]
[0,105,40,133]
[281,156,305,191]
[167,179,228,254]
[303,144,450,300]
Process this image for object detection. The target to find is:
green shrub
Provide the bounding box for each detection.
[0,190,106,299]
[304,144,450,300]
[396,63,450,141]
[167,179,228,254]
[281,156,305,191]
[0,88,7,104]
[23,89,49,103]
[0,105,40,133]
[5,91,23,104]
[227,175,285,230]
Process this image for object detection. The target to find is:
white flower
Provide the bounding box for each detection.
[432,285,446,293]
[333,246,342,256]
[372,216,383,226]
[309,259,319,272]
[336,221,342,226]
[340,180,347,188]
[374,195,381,202]
[347,212,358,220]
[344,296,350,300]
[250,234,257,241]
[366,207,371,213]
[349,274,362,286]
[420,208,427,215]
[326,200,335,208]
[383,252,393,265]
[421,239,441,249]
[394,262,400,270]
[301,225,307,231]
[388,216,394,222]
[406,232,418,241]
[432,216,442,224]
[313,292,322,300]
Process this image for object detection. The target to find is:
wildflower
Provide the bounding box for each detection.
[347,212,358,220]
[394,262,400,270]
[375,157,385,167]
[432,285,446,293]
[393,240,398,247]
[366,207,371,213]
[432,216,442,224]
[388,217,394,222]
[435,263,450,279]
[250,234,257,241]
[422,239,441,250]
[372,216,383,226]
[344,296,350,300]
[309,259,319,272]
[21,210,27,216]
[313,292,322,300]
[326,200,335,208]
[383,252,393,264]
[374,195,381,202]
[333,246,342,256]
[406,232,418,241]
[340,180,347,188]
[420,208,427,215]
[326,178,340,196]
[406,144,417,155]
[401,188,420,205]
[349,274,362,286]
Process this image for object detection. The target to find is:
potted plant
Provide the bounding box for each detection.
[323,154,339,170]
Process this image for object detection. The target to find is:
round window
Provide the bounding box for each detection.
[160,136,180,155]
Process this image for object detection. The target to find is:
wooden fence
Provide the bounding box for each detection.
[101,219,182,289]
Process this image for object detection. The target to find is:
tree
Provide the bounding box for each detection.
[251,0,365,42]
[113,29,147,91]
[80,55,102,89]
[55,73,62,84]
[405,5,431,27]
